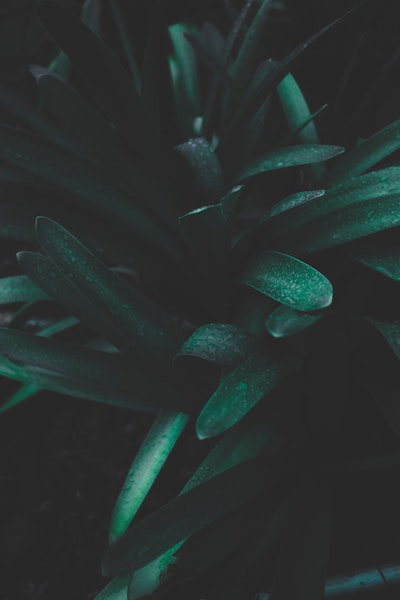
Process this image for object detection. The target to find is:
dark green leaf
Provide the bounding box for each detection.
[176,137,224,201]
[102,459,273,576]
[239,250,333,312]
[196,347,292,439]
[220,185,245,222]
[351,237,400,281]
[175,323,255,367]
[35,0,158,161]
[236,145,344,182]
[266,305,321,338]
[109,410,189,543]
[93,575,131,600]
[0,275,50,304]
[35,218,185,364]
[109,0,141,88]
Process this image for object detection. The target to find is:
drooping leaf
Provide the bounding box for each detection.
[269,480,332,600]
[175,323,255,367]
[239,250,333,312]
[196,347,292,439]
[0,275,50,304]
[235,145,344,183]
[176,137,224,200]
[35,0,158,161]
[266,305,321,338]
[102,459,276,576]
[109,410,189,543]
[0,328,187,413]
[325,117,400,186]
[35,218,186,364]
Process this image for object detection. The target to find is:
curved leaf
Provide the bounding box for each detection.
[109,410,189,543]
[176,137,224,200]
[102,459,274,576]
[35,0,157,161]
[239,250,333,312]
[236,145,344,182]
[351,236,400,281]
[93,575,131,600]
[35,217,185,364]
[175,323,255,367]
[0,275,50,304]
[266,305,321,338]
[196,348,292,439]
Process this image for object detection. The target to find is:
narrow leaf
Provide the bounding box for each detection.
[236,145,344,182]
[239,250,333,312]
[352,237,400,281]
[0,275,50,304]
[93,575,131,600]
[109,410,189,543]
[176,137,224,200]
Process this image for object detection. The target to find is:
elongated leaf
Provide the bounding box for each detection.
[266,305,321,338]
[93,575,131,600]
[175,323,255,367]
[351,236,400,281]
[367,319,400,360]
[326,117,400,186]
[0,126,182,265]
[366,381,400,441]
[280,193,400,254]
[278,72,324,181]
[196,348,292,439]
[201,22,225,64]
[0,383,39,414]
[102,459,275,576]
[220,184,245,222]
[128,409,288,598]
[0,328,187,413]
[109,0,140,88]
[35,0,157,161]
[240,250,333,312]
[35,218,186,364]
[0,275,50,304]
[176,137,224,201]
[270,480,332,600]
[109,410,189,543]
[168,23,201,137]
[236,145,344,182]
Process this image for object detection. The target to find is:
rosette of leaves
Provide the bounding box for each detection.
[2,1,400,598]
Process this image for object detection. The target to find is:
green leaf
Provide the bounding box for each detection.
[102,459,274,576]
[280,193,400,254]
[220,185,245,222]
[277,72,324,181]
[196,348,292,439]
[93,575,131,600]
[175,323,255,367]
[35,218,185,364]
[168,23,201,137]
[239,250,333,312]
[109,410,189,543]
[0,328,187,413]
[236,145,344,182]
[0,126,182,265]
[35,0,158,162]
[128,409,288,598]
[351,237,400,281]
[266,305,321,338]
[270,480,332,600]
[109,0,141,89]
[176,137,224,201]
[326,117,400,186]
[0,275,50,304]
[367,319,400,360]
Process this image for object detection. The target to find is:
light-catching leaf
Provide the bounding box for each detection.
[0,275,50,304]
[109,410,189,543]
[266,305,321,338]
[239,250,333,312]
[176,137,224,200]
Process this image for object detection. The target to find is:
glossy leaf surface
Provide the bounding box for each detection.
[266,305,321,338]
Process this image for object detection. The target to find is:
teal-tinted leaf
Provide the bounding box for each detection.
[270,480,332,600]
[236,145,344,182]
[351,237,400,281]
[280,193,400,254]
[0,383,39,414]
[102,459,270,576]
[325,117,400,186]
[35,218,185,364]
[240,250,333,312]
[183,31,234,89]
[81,0,102,35]
[168,23,201,137]
[176,137,224,201]
[0,126,182,264]
[175,323,255,367]
[128,408,288,598]
[0,328,186,413]
[196,349,291,439]
[93,575,131,600]
[278,72,324,181]
[35,0,157,161]
[0,204,39,242]
[220,185,245,222]
[109,410,189,543]
[178,204,229,277]
[0,275,50,304]
[266,305,321,338]
[109,0,140,88]
[201,22,225,64]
